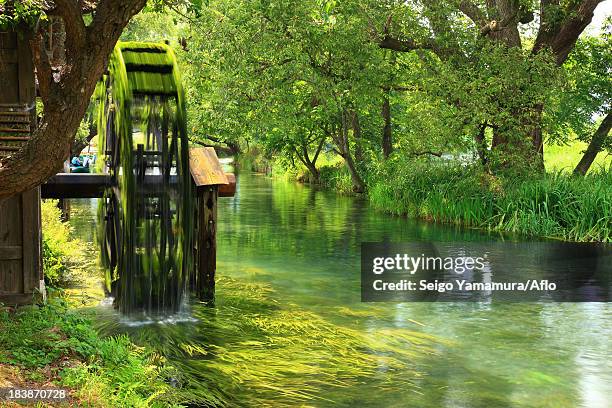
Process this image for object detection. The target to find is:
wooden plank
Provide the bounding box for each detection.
[0,136,29,141]
[189,147,228,187]
[2,261,23,293]
[0,48,18,63]
[0,195,23,245]
[0,64,19,104]
[0,127,30,133]
[196,187,218,302]
[0,292,35,305]
[0,246,22,260]
[0,32,17,49]
[0,111,29,116]
[21,188,41,292]
[0,146,21,151]
[17,31,35,114]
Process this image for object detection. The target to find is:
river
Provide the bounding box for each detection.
[69,173,611,407]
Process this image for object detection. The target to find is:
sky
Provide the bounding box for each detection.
[589,0,611,33]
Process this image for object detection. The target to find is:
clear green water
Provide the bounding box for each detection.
[70,174,611,407]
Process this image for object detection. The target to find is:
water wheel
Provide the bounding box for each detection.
[96,42,193,315]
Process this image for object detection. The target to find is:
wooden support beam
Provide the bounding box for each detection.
[41,173,111,198]
[196,186,218,303]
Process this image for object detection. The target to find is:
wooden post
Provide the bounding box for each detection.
[196,186,218,303]
[0,28,42,305]
[188,147,233,303]
[57,199,70,221]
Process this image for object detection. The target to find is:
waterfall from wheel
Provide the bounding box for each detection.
[96,42,194,316]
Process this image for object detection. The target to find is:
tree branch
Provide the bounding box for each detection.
[409,150,443,158]
[29,31,53,100]
[53,0,86,57]
[458,0,487,26]
[533,0,603,65]
[312,137,325,164]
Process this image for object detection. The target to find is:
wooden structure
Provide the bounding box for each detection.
[0,34,236,308]
[189,147,230,302]
[0,29,42,304]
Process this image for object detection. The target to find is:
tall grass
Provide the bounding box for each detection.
[41,200,90,286]
[368,161,612,242]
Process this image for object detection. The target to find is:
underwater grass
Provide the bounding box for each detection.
[367,161,612,242]
[119,276,441,407]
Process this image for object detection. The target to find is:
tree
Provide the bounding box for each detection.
[378,0,605,172]
[574,112,612,175]
[0,0,147,198]
[181,0,387,191]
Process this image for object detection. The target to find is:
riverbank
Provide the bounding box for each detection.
[0,201,178,407]
[0,298,180,407]
[259,149,612,243]
[367,161,612,242]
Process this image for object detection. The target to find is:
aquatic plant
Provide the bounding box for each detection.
[118,277,441,407]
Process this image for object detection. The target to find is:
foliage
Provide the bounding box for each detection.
[41,201,83,286]
[547,30,612,150]
[0,0,45,30]
[0,298,180,407]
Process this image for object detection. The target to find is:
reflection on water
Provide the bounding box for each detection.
[70,174,611,407]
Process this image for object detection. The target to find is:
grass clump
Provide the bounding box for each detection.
[0,298,180,407]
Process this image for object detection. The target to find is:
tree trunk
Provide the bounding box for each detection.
[350,110,364,164]
[474,123,488,166]
[530,104,545,172]
[574,112,612,176]
[342,111,365,193]
[382,94,392,158]
[297,139,324,183]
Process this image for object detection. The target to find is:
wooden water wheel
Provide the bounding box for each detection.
[96,42,193,315]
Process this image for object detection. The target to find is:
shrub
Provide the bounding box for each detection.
[40,200,84,286]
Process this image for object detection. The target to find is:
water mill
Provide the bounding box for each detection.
[0,35,235,314]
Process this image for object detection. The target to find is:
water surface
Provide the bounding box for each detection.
[71,174,611,407]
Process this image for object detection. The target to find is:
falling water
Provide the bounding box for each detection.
[96,42,193,316]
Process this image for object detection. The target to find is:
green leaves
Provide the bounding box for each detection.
[0,0,45,30]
